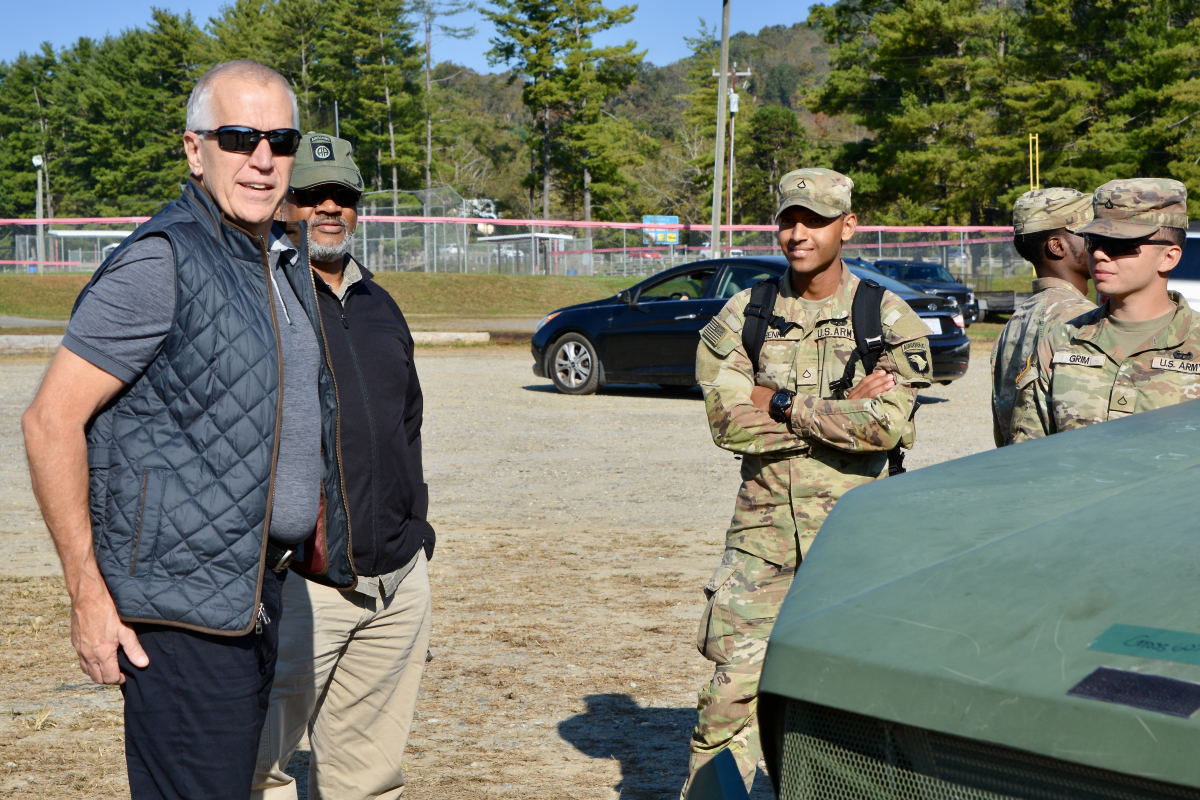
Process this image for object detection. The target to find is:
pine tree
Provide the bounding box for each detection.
[325,0,424,200]
[737,105,807,223]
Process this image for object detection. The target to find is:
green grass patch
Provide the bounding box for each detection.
[369,273,637,317]
[0,272,640,322]
[0,275,91,320]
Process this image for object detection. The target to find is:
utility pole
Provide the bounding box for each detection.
[32,155,45,275]
[722,63,750,254]
[709,0,731,260]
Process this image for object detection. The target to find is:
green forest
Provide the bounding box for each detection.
[2,0,1200,225]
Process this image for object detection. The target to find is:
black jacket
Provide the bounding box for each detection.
[313,260,434,578]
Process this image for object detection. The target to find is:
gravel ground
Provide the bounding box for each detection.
[0,345,993,798]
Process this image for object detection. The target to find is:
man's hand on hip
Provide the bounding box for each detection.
[71,569,148,684]
[22,347,147,684]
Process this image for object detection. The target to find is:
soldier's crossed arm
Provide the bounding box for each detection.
[1009,339,1056,443]
[695,304,809,456]
[788,305,930,453]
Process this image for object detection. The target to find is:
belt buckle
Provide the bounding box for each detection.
[265,541,296,573]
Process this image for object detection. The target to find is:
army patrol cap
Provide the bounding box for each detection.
[290,132,364,193]
[1076,178,1188,239]
[775,168,853,220]
[1012,188,1093,235]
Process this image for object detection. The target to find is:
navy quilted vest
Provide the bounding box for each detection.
[80,180,354,634]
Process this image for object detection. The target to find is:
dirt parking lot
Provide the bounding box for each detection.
[0,345,993,798]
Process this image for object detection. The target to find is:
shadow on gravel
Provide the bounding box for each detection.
[916,394,951,404]
[559,693,694,798]
[521,383,703,400]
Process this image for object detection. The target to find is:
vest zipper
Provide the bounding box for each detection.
[253,234,286,632]
[311,260,357,585]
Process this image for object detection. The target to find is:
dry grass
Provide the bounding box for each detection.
[0,576,126,799]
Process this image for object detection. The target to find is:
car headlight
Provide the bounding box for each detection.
[967,290,975,302]
[535,312,560,333]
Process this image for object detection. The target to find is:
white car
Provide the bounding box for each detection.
[1169,230,1200,306]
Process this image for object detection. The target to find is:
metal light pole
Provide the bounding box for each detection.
[727,90,737,254]
[709,0,731,260]
[32,155,45,275]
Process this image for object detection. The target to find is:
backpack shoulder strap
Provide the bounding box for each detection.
[741,279,779,375]
[830,279,887,397]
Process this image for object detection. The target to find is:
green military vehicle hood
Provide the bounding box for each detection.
[759,400,1200,791]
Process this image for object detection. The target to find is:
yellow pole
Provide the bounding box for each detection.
[1028,133,1040,191]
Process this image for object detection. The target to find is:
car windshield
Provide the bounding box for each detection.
[638,268,715,301]
[894,263,958,283]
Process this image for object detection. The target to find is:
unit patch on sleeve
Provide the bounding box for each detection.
[1153,357,1200,375]
[1051,352,1105,368]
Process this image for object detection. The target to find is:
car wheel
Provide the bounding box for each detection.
[547,334,600,395]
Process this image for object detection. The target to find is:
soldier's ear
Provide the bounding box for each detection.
[1045,234,1066,258]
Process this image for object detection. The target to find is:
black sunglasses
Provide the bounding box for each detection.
[1085,234,1175,257]
[290,185,361,208]
[193,126,301,155]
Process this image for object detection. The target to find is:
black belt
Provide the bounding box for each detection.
[265,540,297,573]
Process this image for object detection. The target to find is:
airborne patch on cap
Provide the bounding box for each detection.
[311,140,335,162]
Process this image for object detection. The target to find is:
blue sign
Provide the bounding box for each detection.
[642,215,679,245]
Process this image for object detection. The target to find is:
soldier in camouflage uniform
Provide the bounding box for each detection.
[1011,178,1195,441]
[990,188,1095,446]
[684,168,933,794]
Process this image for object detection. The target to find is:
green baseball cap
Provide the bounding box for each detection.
[1075,178,1188,239]
[290,132,364,193]
[1012,188,1093,235]
[775,168,853,220]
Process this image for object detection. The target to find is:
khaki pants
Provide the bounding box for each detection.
[252,551,432,800]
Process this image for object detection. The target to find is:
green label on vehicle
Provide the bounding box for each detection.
[1088,624,1200,666]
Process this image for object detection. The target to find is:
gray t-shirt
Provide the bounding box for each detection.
[65,232,322,544]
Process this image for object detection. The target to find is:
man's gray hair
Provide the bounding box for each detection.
[186,61,300,131]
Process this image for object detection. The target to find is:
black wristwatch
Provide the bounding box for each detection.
[768,388,796,423]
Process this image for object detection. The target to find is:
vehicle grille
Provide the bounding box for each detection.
[780,700,1200,800]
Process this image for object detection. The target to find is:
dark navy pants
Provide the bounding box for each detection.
[119,569,285,800]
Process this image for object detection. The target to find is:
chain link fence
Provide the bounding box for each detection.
[0,216,1027,284]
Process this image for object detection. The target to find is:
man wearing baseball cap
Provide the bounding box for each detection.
[1012,178,1197,442]
[253,133,433,800]
[990,188,1095,446]
[685,167,932,794]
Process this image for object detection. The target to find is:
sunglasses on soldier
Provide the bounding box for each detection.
[192,126,302,155]
[1084,234,1175,257]
[290,185,361,209]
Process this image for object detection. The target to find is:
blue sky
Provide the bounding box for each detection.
[3,0,818,71]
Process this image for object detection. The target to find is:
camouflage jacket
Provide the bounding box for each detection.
[990,278,1094,447]
[696,264,932,568]
[1011,293,1200,442]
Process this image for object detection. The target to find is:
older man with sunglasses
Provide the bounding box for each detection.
[252,133,434,800]
[1011,178,1196,442]
[22,62,357,800]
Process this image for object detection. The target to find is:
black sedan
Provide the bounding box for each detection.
[873,259,980,324]
[531,257,970,395]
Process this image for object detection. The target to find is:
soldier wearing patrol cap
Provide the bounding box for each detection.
[1011,178,1196,442]
[683,168,933,795]
[990,188,1096,446]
